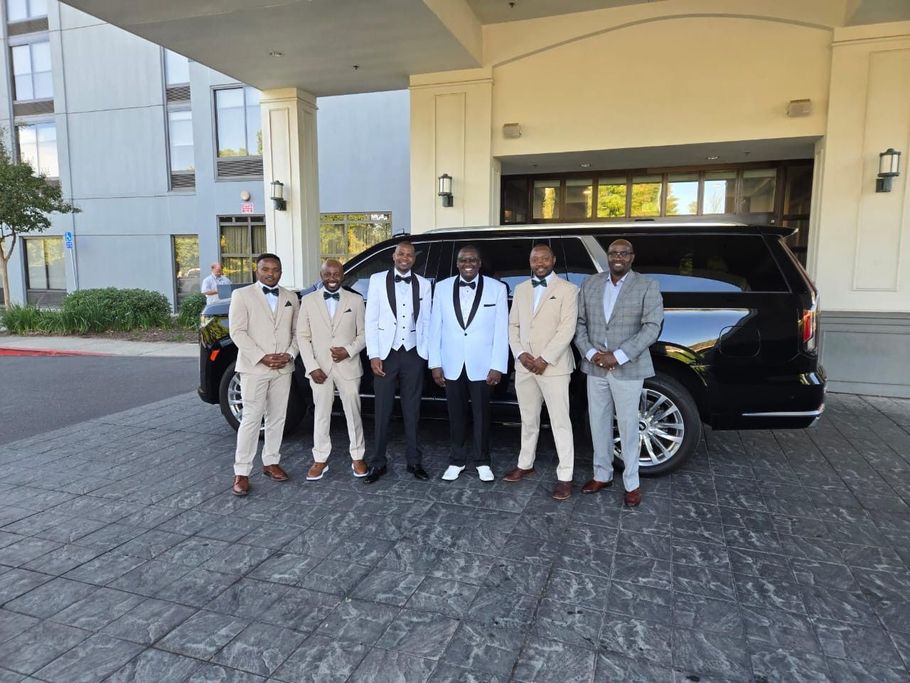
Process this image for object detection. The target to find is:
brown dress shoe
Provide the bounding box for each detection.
[352,460,368,477]
[552,481,572,500]
[232,475,249,496]
[624,488,642,507]
[306,462,328,481]
[581,479,613,494]
[503,467,536,482]
[262,464,289,481]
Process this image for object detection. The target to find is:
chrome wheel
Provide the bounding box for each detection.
[227,371,245,424]
[613,387,686,469]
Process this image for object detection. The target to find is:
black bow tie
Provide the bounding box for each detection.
[459,280,476,290]
[394,274,412,284]
[323,291,339,300]
[532,278,547,288]
[262,286,279,296]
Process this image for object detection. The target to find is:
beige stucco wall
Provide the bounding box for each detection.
[814,22,910,313]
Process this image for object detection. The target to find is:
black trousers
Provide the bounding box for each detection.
[370,346,425,469]
[445,368,492,467]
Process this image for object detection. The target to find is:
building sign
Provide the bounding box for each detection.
[241,202,255,214]
[63,231,74,249]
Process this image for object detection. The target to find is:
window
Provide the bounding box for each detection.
[630,175,661,217]
[703,171,736,214]
[25,237,65,301]
[666,174,699,216]
[740,169,776,214]
[11,41,52,101]
[17,121,57,177]
[167,110,194,173]
[215,86,262,158]
[343,241,431,298]
[7,0,47,21]
[564,179,593,220]
[597,235,788,293]
[164,49,190,86]
[596,177,627,218]
[532,180,559,220]
[219,215,266,284]
[320,212,392,264]
[173,235,199,307]
[556,237,597,287]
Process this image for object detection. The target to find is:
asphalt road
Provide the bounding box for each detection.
[0,355,198,445]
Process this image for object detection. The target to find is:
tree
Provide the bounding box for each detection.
[0,135,78,309]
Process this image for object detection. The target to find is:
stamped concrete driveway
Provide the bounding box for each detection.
[0,392,909,682]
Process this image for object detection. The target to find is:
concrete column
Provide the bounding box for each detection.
[260,88,319,289]
[409,68,496,233]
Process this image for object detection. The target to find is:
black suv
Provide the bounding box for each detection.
[198,223,825,476]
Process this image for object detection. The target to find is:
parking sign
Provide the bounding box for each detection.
[64,231,74,249]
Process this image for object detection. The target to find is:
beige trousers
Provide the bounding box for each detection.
[310,373,365,463]
[515,370,575,482]
[234,371,292,476]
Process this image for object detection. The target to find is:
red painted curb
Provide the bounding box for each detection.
[0,347,110,357]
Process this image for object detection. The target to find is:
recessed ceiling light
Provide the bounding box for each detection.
[352,64,360,71]
[580,162,591,168]
[706,155,719,160]
[269,51,283,57]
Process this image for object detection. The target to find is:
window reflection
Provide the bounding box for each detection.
[564,179,592,219]
[703,171,736,214]
[630,175,661,217]
[532,180,559,220]
[666,173,698,216]
[596,177,626,218]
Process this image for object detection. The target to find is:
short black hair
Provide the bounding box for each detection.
[256,252,282,267]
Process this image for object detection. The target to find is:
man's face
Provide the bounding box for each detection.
[212,264,223,277]
[256,258,282,287]
[456,248,481,281]
[393,243,416,273]
[320,262,343,291]
[607,240,634,279]
[529,247,555,279]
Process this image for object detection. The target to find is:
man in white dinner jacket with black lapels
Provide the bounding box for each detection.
[363,241,433,484]
[429,245,509,482]
[297,259,367,481]
[228,253,299,497]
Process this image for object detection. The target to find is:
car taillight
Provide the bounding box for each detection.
[209,349,220,362]
[800,307,817,353]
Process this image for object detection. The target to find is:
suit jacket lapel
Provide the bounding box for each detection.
[411,277,420,322]
[254,284,274,324]
[330,290,345,329]
[531,276,555,320]
[316,291,332,330]
[464,275,484,329]
[452,277,466,330]
[386,270,397,316]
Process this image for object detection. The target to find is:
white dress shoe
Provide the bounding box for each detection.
[476,465,494,482]
[441,465,465,481]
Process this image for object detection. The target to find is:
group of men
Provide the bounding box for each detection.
[227,238,663,507]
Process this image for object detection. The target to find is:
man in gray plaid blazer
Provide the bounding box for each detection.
[574,239,663,507]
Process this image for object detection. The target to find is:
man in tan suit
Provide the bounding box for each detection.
[504,244,579,500]
[229,253,299,496]
[297,259,367,481]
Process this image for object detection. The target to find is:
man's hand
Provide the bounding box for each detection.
[591,351,618,370]
[370,358,385,377]
[530,356,549,375]
[260,353,292,370]
[486,370,503,387]
[330,346,350,362]
[310,369,328,384]
[431,367,446,387]
[518,352,536,371]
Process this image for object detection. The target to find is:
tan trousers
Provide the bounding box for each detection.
[515,370,575,482]
[234,371,292,476]
[310,373,365,463]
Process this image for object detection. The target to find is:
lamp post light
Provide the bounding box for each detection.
[270,179,287,210]
[437,173,453,207]
[876,148,901,193]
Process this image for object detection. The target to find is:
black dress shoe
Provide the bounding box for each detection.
[407,465,429,481]
[363,465,387,484]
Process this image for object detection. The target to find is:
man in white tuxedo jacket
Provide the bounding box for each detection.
[297,259,367,482]
[429,245,509,482]
[228,253,299,496]
[363,241,433,483]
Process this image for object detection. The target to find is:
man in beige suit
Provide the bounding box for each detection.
[229,253,299,496]
[297,259,367,481]
[504,244,579,500]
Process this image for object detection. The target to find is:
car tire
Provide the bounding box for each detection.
[612,372,702,477]
[218,361,306,436]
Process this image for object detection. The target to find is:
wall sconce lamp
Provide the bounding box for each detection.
[270,180,287,210]
[876,148,901,193]
[437,173,453,207]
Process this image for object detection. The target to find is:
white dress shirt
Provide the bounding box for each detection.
[263,287,278,313]
[531,271,555,312]
[585,273,630,365]
[458,277,478,319]
[324,289,339,318]
[202,274,231,303]
[392,270,417,351]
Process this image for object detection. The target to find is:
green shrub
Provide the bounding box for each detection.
[0,304,50,334]
[176,292,206,329]
[61,288,171,331]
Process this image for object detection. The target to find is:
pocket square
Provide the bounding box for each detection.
[284,301,292,307]
[483,303,495,307]
[549,296,556,300]
[344,308,352,313]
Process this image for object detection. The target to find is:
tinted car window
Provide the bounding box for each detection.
[597,235,788,292]
[556,237,597,287]
[343,241,431,297]
[451,238,537,295]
